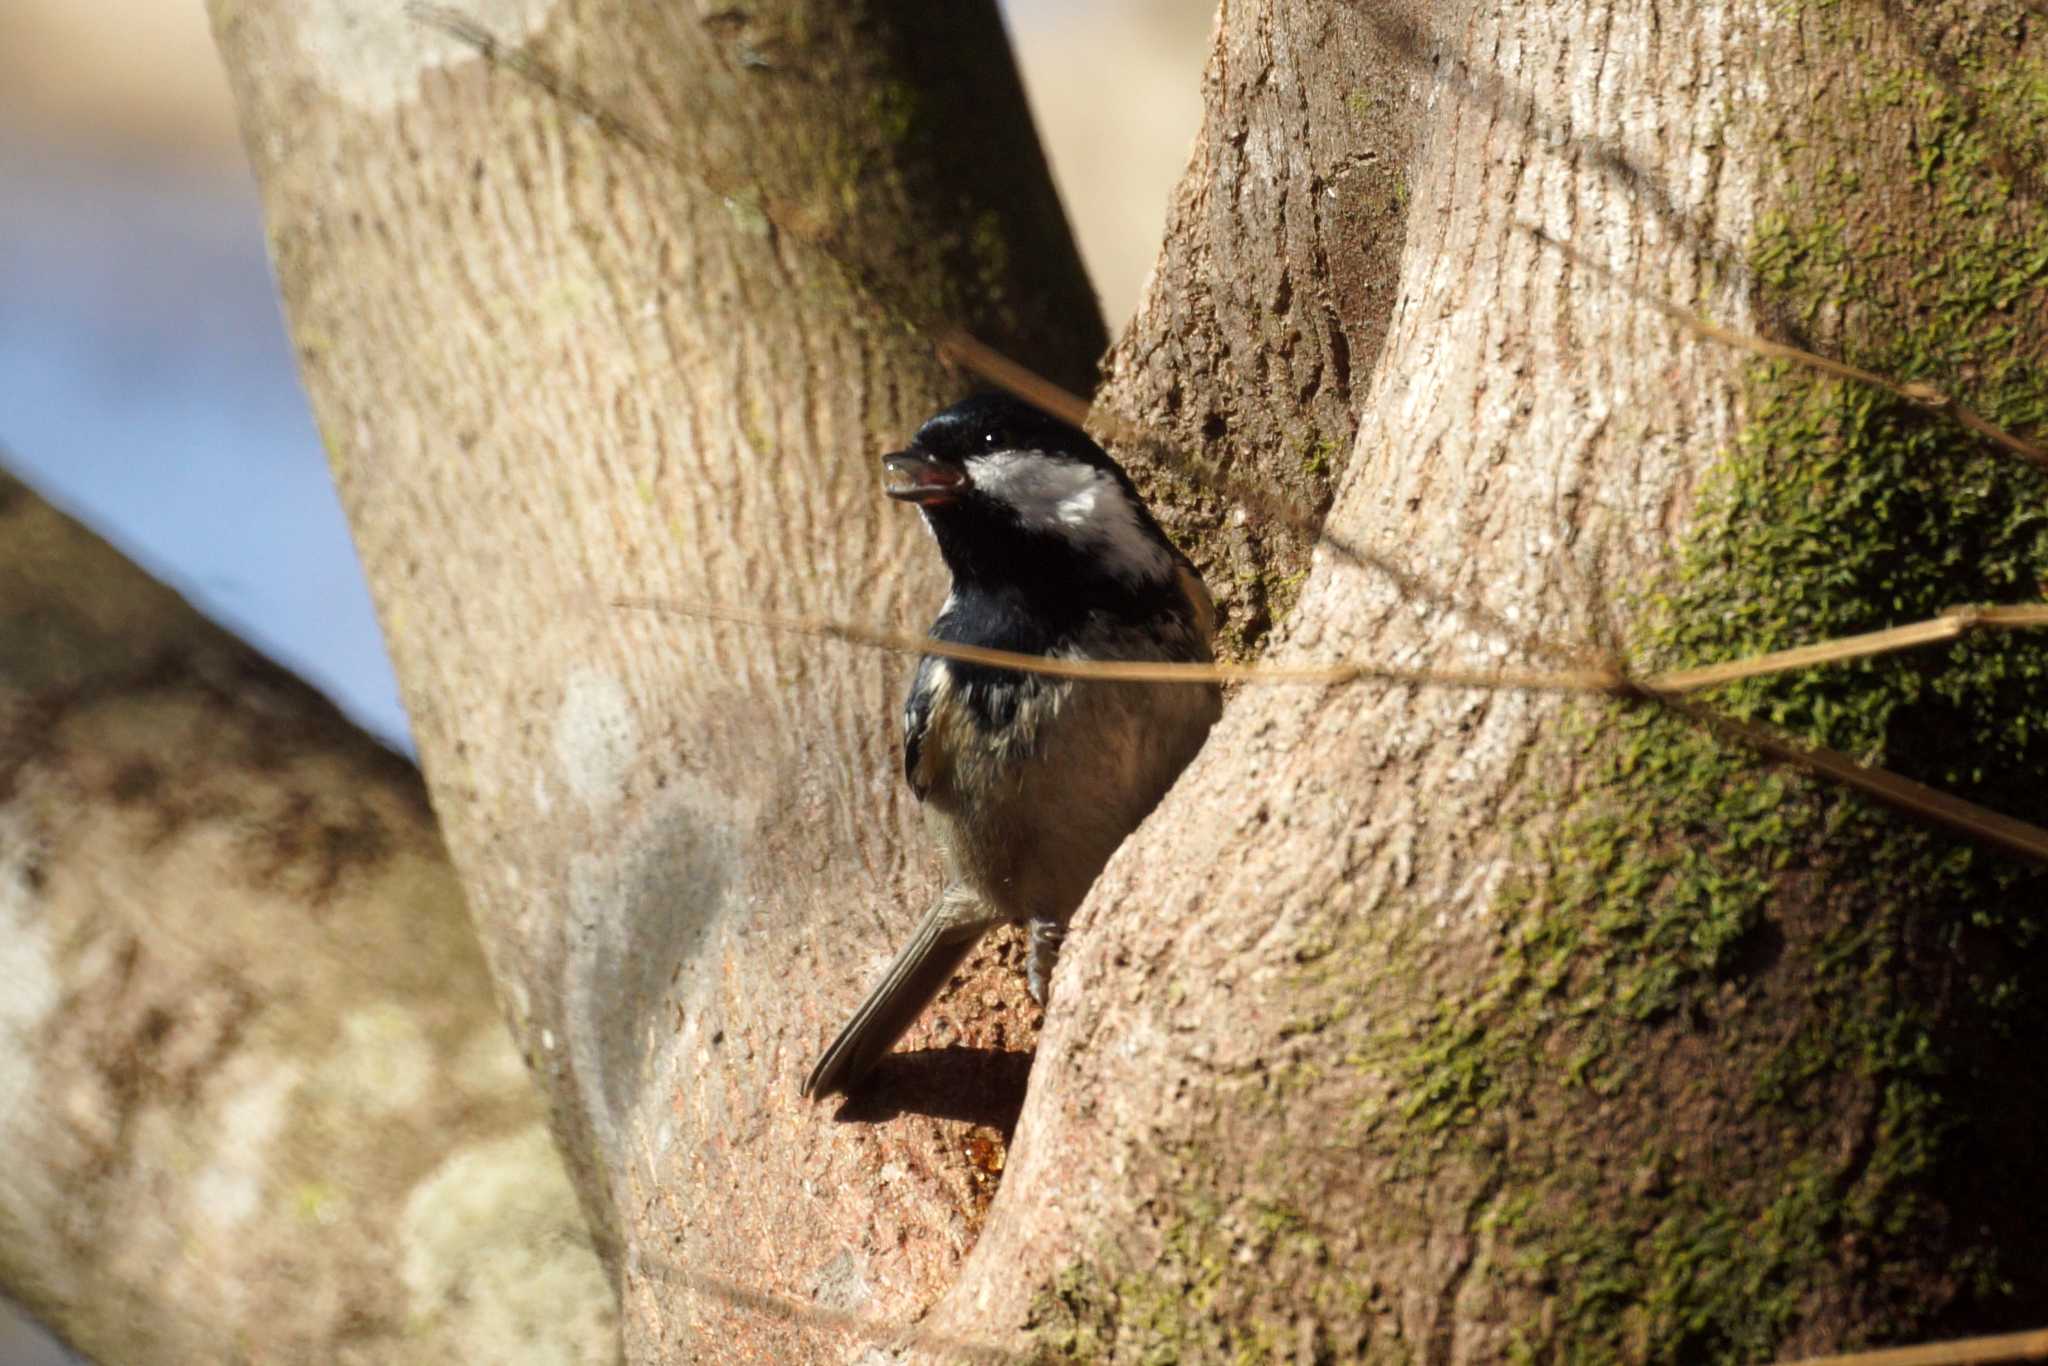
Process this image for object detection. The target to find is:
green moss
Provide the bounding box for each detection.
[1299,437,1337,479]
[737,392,773,456]
[720,189,772,240]
[291,1180,346,1225]
[1018,23,2048,1366]
[1384,44,2048,1362]
[868,80,921,146]
[1029,1201,1382,1365]
[969,208,1012,311]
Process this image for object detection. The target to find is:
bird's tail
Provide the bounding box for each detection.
[802,888,991,1099]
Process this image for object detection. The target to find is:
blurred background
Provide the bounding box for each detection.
[0,0,1211,1359]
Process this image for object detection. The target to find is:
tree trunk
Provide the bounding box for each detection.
[210,0,2048,1360]
[0,471,614,1361]
[209,1,1105,1358]
[941,0,2048,1360]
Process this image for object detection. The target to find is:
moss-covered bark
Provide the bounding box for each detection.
[972,1,2048,1361]
[1382,8,2048,1356]
[205,0,2048,1357]
[212,1,1107,1356]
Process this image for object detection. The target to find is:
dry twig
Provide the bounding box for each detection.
[1530,228,2048,475]
[621,596,2048,700]
[621,595,2048,868]
[1649,603,2048,691]
[1777,1326,2048,1366]
[416,4,2048,1353]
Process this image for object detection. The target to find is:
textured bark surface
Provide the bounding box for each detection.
[210,0,2048,1358]
[0,471,613,1362]
[210,1,1104,1358]
[934,0,2048,1360]
[1100,0,1419,658]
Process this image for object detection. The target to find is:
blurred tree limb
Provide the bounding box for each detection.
[0,467,616,1362]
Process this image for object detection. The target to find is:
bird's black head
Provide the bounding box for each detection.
[881,392,1179,603]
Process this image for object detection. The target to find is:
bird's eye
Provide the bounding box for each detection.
[983,431,1000,448]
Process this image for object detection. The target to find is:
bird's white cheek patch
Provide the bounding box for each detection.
[967,451,1101,530]
[1055,482,1100,527]
[967,450,1172,583]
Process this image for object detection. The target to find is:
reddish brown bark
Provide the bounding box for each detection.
[208,0,2048,1359]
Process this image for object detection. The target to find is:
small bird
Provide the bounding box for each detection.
[802,391,1222,1098]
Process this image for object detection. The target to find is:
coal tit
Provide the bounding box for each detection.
[802,392,1222,1098]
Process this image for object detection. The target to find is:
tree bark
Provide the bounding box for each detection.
[210,1,1105,1358]
[0,470,614,1362]
[940,0,2048,1360]
[211,0,2048,1360]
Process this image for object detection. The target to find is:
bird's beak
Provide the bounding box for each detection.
[882,450,968,505]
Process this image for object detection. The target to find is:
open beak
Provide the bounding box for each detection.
[882,450,968,505]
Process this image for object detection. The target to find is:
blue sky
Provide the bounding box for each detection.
[1,147,409,749]
[0,9,1207,1359]
[0,0,1208,767]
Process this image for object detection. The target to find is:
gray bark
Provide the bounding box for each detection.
[0,469,614,1362]
[209,1,1105,1358]
[938,0,2048,1359]
[212,0,2048,1359]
